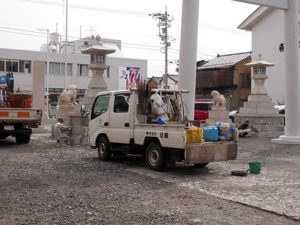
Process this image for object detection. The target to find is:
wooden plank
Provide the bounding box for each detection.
[233,0,288,9]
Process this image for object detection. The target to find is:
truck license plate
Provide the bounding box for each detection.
[4,125,14,130]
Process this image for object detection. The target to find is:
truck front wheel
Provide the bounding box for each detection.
[146,142,166,171]
[98,136,111,161]
[15,134,31,144]
[194,163,209,168]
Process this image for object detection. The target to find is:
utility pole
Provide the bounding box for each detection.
[149,6,173,89]
[64,0,68,89]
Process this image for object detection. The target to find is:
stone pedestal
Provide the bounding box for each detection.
[235,94,284,138]
[69,112,89,145]
[55,105,76,126]
[206,106,231,126]
[79,70,107,111]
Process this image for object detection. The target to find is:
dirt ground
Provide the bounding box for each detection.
[0,131,299,225]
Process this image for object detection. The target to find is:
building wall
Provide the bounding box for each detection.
[234,58,251,109]
[251,9,285,104]
[0,48,147,93]
[196,58,251,110]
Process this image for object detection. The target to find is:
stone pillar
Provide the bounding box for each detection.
[32,61,48,123]
[272,0,300,144]
[178,0,199,120]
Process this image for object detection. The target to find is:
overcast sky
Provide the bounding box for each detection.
[0,0,257,76]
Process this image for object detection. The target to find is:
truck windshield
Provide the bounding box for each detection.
[91,94,110,120]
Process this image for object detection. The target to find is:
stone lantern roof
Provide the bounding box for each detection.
[244,54,274,67]
[81,35,116,55]
[245,60,274,67]
[81,45,116,55]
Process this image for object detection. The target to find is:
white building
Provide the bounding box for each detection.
[238,6,288,104]
[0,36,147,110]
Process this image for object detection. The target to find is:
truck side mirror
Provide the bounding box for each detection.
[80,104,89,117]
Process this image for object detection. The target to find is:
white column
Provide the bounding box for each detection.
[272,0,300,144]
[178,0,199,120]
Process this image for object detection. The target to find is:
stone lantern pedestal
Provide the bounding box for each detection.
[68,36,115,145]
[234,55,284,137]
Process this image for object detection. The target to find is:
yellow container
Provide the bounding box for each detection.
[186,128,203,143]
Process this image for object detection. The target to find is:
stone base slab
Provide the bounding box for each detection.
[234,116,284,138]
[272,135,300,144]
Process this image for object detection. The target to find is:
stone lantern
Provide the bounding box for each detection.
[245,54,274,98]
[67,35,116,146]
[80,35,116,110]
[234,54,284,137]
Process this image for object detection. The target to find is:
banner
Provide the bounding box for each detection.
[118,67,141,90]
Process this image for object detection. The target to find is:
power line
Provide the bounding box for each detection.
[0,25,219,59]
[21,0,148,17]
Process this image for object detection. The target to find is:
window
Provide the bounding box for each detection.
[91,94,110,120]
[19,60,25,73]
[114,93,130,113]
[0,60,4,72]
[60,63,72,76]
[240,74,251,89]
[50,62,60,75]
[104,66,110,78]
[25,61,31,73]
[6,60,18,72]
[49,62,72,75]
[78,64,88,76]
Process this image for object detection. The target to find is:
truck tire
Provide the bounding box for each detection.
[15,134,31,144]
[194,163,209,168]
[146,142,166,171]
[98,136,111,161]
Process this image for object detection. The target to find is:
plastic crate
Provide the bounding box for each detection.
[186,128,203,143]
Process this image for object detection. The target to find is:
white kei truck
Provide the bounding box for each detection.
[88,89,237,171]
[0,108,42,144]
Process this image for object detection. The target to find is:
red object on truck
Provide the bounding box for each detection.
[194,102,213,121]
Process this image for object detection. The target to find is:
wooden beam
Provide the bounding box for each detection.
[233,0,288,9]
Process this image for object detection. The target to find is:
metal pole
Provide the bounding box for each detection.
[163,6,168,89]
[64,0,68,89]
[80,26,82,39]
[46,29,49,118]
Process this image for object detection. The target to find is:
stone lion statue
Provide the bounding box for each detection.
[58,84,78,106]
[211,90,226,107]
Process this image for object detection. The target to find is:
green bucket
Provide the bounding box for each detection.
[249,161,262,174]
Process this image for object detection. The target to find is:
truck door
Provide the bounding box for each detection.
[89,94,110,139]
[108,93,131,144]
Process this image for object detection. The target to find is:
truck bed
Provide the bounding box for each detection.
[0,108,42,124]
[133,123,186,149]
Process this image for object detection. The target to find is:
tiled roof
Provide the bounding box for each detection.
[147,74,178,83]
[198,52,251,70]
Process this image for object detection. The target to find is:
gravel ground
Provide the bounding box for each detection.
[0,131,299,225]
